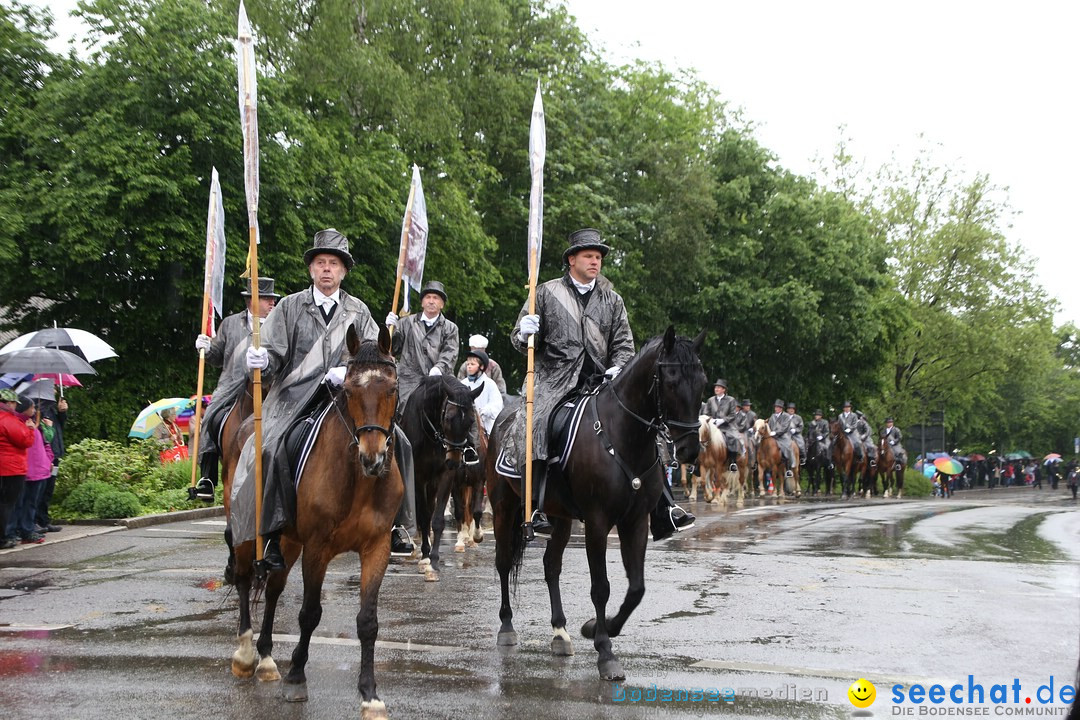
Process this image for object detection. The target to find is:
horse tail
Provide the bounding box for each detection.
[508,509,527,592]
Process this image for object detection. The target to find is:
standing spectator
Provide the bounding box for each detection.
[9,403,52,544]
[34,387,66,533]
[0,390,36,549]
[1067,464,1078,500]
[154,408,185,451]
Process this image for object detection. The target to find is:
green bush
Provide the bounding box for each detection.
[92,489,142,519]
[55,438,208,519]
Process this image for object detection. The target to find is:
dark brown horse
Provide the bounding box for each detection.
[230,325,401,720]
[220,377,260,585]
[399,375,482,580]
[830,418,866,500]
[878,438,905,498]
[754,419,799,497]
[487,327,706,681]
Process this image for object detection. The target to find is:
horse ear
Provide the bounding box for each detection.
[663,325,676,352]
[347,323,360,356]
[691,329,706,354]
[377,324,392,356]
[469,384,483,401]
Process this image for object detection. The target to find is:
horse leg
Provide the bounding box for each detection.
[604,513,648,640]
[426,470,453,580]
[470,479,486,544]
[356,531,392,719]
[230,540,257,678]
[493,483,521,646]
[281,550,329,702]
[896,468,904,499]
[454,481,470,552]
[223,525,236,586]
[252,540,299,683]
[578,519,623,681]
[544,517,575,656]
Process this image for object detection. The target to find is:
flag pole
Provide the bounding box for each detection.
[523,81,545,538]
[389,178,417,339]
[189,294,211,492]
[238,2,264,563]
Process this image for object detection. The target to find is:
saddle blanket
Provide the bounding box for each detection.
[495,395,593,479]
[288,401,334,489]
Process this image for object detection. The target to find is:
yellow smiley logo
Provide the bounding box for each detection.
[847,678,876,708]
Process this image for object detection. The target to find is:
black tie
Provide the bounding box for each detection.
[321,302,337,323]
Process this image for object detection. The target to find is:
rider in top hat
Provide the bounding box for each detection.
[808,408,830,455]
[457,334,507,394]
[767,399,796,472]
[785,401,806,465]
[703,378,741,455]
[512,227,695,539]
[385,280,460,409]
[838,400,862,462]
[238,229,379,570]
[192,276,280,501]
[880,417,906,466]
[854,410,876,467]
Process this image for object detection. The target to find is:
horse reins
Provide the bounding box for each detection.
[329,358,398,451]
[423,396,471,452]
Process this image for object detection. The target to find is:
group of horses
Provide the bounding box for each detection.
[208,325,708,717]
[691,414,907,506]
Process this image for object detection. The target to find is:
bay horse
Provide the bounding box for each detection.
[399,375,482,580]
[805,431,833,496]
[229,325,402,720]
[453,411,488,553]
[829,418,865,500]
[878,438,905,498]
[219,377,261,585]
[487,327,706,681]
[693,417,747,506]
[753,419,800,497]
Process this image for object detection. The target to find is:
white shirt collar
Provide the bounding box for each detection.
[570,277,595,294]
[420,312,440,327]
[312,287,340,309]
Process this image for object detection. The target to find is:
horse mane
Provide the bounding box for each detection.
[439,374,475,404]
[699,415,721,445]
[754,417,770,437]
[618,332,699,380]
[349,338,392,366]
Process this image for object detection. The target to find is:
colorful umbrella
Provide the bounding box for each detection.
[933,456,964,475]
[129,398,195,439]
[34,373,82,388]
[1004,451,1032,461]
[968,453,986,461]
[1043,453,1061,461]
[0,327,117,363]
[0,372,32,389]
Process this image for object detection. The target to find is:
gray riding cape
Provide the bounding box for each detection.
[393,313,459,408]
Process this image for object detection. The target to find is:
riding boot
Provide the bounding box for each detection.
[189,450,219,501]
[529,461,553,537]
[651,482,695,541]
[260,531,285,572]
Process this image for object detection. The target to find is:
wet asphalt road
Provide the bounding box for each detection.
[1,487,1077,720]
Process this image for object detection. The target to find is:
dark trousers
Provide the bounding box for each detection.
[34,470,57,527]
[11,480,45,538]
[1,475,27,540]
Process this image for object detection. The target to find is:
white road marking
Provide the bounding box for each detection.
[689,659,946,687]
[145,528,223,535]
[272,633,462,653]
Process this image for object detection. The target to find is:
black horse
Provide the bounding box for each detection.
[487,326,706,681]
[805,431,833,496]
[399,375,482,580]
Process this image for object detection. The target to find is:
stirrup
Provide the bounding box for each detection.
[195,477,215,501]
[729,463,738,472]
[463,446,480,466]
[785,469,794,478]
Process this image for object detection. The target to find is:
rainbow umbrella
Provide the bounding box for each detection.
[129,397,195,439]
[933,456,964,475]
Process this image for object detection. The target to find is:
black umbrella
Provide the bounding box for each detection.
[0,347,96,375]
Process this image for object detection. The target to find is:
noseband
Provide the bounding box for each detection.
[608,355,701,446]
[424,396,471,451]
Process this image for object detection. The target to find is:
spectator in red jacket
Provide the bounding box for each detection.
[1,389,36,550]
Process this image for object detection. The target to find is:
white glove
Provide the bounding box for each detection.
[790,428,798,434]
[246,346,269,370]
[844,428,852,433]
[518,314,540,341]
[817,435,824,441]
[604,366,621,379]
[324,366,346,387]
[713,417,726,425]
[428,366,442,376]
[195,334,211,352]
[385,312,398,328]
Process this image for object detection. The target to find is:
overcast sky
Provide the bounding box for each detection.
[33,0,1079,326]
[563,0,1080,326]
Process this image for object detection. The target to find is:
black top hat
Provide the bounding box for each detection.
[562,228,611,264]
[303,228,354,270]
[773,399,784,408]
[884,417,894,423]
[466,348,489,369]
[786,402,797,410]
[741,399,752,406]
[813,408,823,416]
[420,280,447,303]
[713,378,727,389]
[241,276,281,298]
[842,400,852,408]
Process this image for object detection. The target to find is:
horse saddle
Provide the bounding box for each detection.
[492,384,597,479]
[277,389,334,489]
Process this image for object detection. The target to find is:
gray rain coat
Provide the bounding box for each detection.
[230,288,378,543]
[393,313,459,408]
[200,311,254,458]
[507,273,634,463]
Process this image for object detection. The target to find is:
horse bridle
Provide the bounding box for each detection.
[423,396,471,452]
[607,356,702,447]
[330,358,398,451]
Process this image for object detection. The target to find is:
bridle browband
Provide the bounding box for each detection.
[330,357,398,451]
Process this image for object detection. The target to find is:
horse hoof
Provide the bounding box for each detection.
[497,630,519,646]
[361,699,389,720]
[230,659,256,679]
[550,626,575,656]
[255,655,280,682]
[418,557,431,569]
[598,659,626,681]
[472,529,484,543]
[580,619,596,639]
[424,567,440,582]
[454,544,465,553]
[281,680,308,703]
[230,629,257,679]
